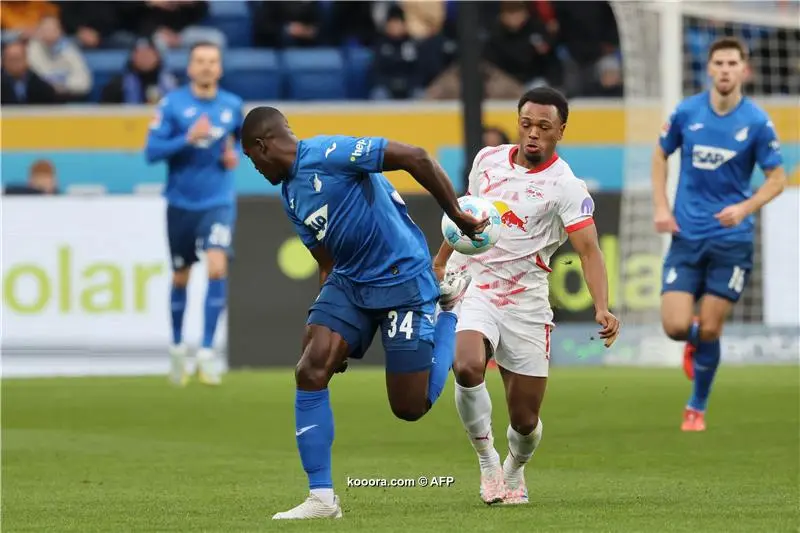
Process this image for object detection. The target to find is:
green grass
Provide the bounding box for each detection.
[3,366,799,532]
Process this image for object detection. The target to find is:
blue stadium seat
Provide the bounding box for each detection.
[222,48,280,101]
[84,50,129,101]
[208,0,251,48]
[344,46,374,99]
[282,48,347,101]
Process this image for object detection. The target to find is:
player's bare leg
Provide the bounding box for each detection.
[660,292,698,379]
[273,325,348,520]
[169,268,191,386]
[498,368,547,504]
[681,295,731,432]
[196,249,228,386]
[453,331,505,504]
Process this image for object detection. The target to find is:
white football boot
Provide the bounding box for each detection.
[439,270,472,312]
[196,348,222,386]
[168,344,189,386]
[272,493,343,520]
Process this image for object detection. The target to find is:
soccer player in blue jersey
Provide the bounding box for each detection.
[241,106,487,519]
[145,42,243,386]
[652,37,787,431]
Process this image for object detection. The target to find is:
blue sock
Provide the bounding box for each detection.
[688,319,700,347]
[428,311,457,406]
[170,286,187,345]
[295,389,335,490]
[202,278,227,349]
[688,339,721,411]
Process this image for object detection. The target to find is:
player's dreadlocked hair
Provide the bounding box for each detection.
[517,87,569,124]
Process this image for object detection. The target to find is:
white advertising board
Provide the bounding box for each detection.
[1,197,227,348]
[762,188,800,327]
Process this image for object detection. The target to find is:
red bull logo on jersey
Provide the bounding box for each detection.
[525,183,545,200]
[493,201,528,232]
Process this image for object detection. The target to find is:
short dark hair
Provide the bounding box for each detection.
[189,40,221,58]
[707,36,748,62]
[517,87,569,124]
[241,106,285,147]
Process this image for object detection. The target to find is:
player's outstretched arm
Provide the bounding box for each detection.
[432,239,455,281]
[568,224,620,347]
[382,141,487,240]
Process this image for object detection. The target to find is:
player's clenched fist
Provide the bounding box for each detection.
[221,136,238,169]
[187,114,211,143]
[450,210,489,241]
[595,309,620,348]
[714,203,748,227]
[653,207,680,234]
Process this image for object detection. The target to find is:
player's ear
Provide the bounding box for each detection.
[557,123,566,141]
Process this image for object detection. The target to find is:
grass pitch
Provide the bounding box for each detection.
[3,366,798,532]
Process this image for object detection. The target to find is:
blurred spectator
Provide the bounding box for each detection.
[55,1,127,49]
[138,1,226,50]
[553,1,620,97]
[483,126,511,147]
[252,1,322,48]
[400,0,447,85]
[328,1,377,47]
[100,37,178,105]
[3,160,59,195]
[483,1,562,90]
[1,40,59,105]
[0,0,58,41]
[27,16,92,102]
[371,6,424,100]
[586,54,623,97]
[424,61,527,100]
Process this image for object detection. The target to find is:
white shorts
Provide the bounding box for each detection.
[455,287,552,377]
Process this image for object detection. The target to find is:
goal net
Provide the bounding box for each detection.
[609,0,799,327]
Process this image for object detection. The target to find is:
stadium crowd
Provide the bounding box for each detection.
[0,0,624,105]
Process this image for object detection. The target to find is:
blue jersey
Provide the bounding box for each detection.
[660,92,782,241]
[145,85,243,210]
[282,135,432,287]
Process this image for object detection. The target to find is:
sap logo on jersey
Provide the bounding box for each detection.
[692,145,737,170]
[304,204,329,241]
[350,138,372,161]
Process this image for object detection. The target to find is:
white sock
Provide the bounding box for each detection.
[503,420,543,485]
[310,488,335,505]
[455,381,500,472]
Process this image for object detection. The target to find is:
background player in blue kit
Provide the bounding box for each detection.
[241,106,487,520]
[145,42,243,387]
[651,37,787,432]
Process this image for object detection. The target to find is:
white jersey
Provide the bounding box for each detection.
[450,144,595,324]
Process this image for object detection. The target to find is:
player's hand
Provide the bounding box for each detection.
[221,137,238,169]
[433,262,446,282]
[714,203,748,227]
[653,207,680,234]
[595,309,620,348]
[451,210,489,241]
[187,114,211,143]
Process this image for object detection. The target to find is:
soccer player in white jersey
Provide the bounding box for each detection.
[652,37,786,432]
[434,87,621,505]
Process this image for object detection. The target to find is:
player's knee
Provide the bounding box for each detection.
[662,318,691,341]
[172,269,190,288]
[452,352,485,387]
[699,321,723,342]
[509,414,539,436]
[206,251,227,279]
[295,350,331,390]
[390,402,427,422]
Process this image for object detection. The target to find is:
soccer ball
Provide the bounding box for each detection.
[441,196,502,256]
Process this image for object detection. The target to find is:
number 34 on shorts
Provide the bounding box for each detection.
[380,306,436,351]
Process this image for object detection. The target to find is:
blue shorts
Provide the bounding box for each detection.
[661,237,753,303]
[167,205,235,270]
[307,269,439,374]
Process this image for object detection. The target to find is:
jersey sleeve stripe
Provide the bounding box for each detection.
[565,217,594,233]
[477,145,507,165]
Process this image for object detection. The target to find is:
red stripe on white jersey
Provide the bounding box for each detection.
[565,217,594,233]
